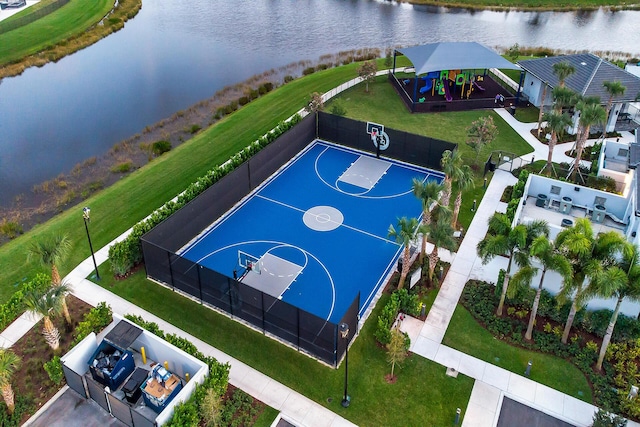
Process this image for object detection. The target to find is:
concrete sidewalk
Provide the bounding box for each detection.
[4,106,637,427]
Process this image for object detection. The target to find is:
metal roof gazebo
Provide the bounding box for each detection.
[390,42,524,113]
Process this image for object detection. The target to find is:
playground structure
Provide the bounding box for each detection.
[390,42,524,113]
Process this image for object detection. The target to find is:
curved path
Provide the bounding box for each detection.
[2,72,638,426]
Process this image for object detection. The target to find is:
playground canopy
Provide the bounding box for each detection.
[396,42,521,76]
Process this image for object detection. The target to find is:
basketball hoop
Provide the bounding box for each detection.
[371,129,378,145]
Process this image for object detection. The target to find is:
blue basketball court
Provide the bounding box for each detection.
[178,141,444,323]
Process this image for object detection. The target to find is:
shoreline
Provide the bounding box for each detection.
[403,0,640,12]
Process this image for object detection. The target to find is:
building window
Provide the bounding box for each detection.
[595,196,606,206]
[618,148,629,158]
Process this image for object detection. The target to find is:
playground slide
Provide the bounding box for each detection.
[472,80,485,91]
[420,79,433,94]
[442,79,453,102]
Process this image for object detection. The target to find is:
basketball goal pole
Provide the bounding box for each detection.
[372,131,380,159]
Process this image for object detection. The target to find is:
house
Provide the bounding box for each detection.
[511,131,640,315]
[60,314,209,427]
[518,54,640,133]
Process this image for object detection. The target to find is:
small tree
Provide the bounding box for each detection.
[305,92,324,136]
[384,48,393,68]
[0,350,21,415]
[386,327,408,380]
[23,284,70,352]
[466,116,497,166]
[357,60,378,93]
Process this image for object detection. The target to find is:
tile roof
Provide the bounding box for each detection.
[518,54,640,103]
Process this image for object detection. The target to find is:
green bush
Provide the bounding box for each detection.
[238,96,250,106]
[44,356,64,385]
[0,221,23,239]
[302,67,315,76]
[374,289,418,346]
[330,101,347,116]
[0,273,50,331]
[151,140,172,156]
[283,75,294,84]
[111,161,133,174]
[72,302,113,346]
[189,124,202,134]
[108,116,302,277]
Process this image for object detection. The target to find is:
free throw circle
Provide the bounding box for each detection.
[303,206,344,231]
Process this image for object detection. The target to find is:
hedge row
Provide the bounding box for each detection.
[124,314,230,426]
[0,273,51,331]
[461,280,635,416]
[374,289,420,345]
[108,114,302,276]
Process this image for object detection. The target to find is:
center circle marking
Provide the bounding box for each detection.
[303,206,344,232]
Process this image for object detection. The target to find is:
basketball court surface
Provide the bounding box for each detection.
[178,140,444,322]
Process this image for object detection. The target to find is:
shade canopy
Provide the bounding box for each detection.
[397,42,521,76]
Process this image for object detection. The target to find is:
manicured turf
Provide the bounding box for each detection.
[443,305,593,403]
[0,0,113,65]
[327,75,533,229]
[102,268,475,426]
[0,63,367,303]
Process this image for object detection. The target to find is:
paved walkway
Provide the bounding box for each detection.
[4,107,639,427]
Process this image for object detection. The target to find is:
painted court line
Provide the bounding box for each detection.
[255,194,398,245]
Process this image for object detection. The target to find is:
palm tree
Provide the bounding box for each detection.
[595,243,640,371]
[23,284,70,352]
[511,235,571,340]
[552,86,578,113]
[388,217,425,289]
[0,350,21,415]
[27,234,72,325]
[477,213,548,316]
[602,80,626,136]
[571,100,605,182]
[451,165,475,227]
[412,178,443,264]
[555,219,627,344]
[552,61,576,88]
[427,206,457,283]
[440,150,463,209]
[542,110,572,175]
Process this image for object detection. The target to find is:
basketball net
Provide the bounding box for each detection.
[371,130,378,147]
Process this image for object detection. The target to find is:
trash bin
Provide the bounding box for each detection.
[509,105,516,116]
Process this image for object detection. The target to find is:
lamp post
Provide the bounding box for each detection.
[82,207,100,280]
[339,322,350,408]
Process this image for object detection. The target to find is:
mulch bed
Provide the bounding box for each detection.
[10,295,92,424]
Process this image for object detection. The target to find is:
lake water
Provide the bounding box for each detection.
[0,0,639,204]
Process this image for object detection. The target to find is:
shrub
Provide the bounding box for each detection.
[330,101,347,116]
[0,221,23,239]
[152,140,172,156]
[0,273,50,331]
[302,67,315,75]
[238,96,250,106]
[44,356,64,385]
[111,161,133,173]
[72,302,113,346]
[189,124,202,134]
[283,75,294,84]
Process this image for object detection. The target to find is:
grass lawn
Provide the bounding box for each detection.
[99,267,474,426]
[0,0,114,65]
[443,305,593,403]
[327,75,533,230]
[0,63,371,303]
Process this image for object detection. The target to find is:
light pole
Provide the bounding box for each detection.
[83,207,100,280]
[339,322,350,408]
